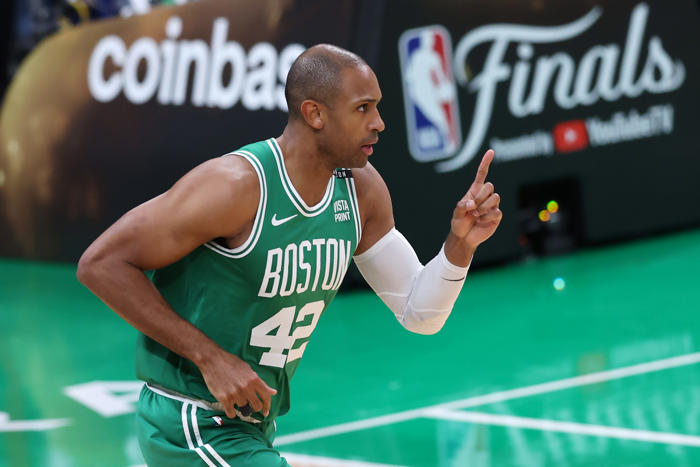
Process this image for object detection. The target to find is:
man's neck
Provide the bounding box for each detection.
[276,126,335,207]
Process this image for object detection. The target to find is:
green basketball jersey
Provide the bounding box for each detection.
[135,138,361,423]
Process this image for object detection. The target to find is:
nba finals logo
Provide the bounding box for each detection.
[398,4,685,173]
[398,26,462,163]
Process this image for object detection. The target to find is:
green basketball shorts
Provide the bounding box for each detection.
[137,385,290,467]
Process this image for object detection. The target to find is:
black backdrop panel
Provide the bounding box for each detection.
[0,0,699,265]
[373,0,700,264]
[0,0,357,260]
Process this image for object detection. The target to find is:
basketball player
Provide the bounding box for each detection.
[77,44,502,466]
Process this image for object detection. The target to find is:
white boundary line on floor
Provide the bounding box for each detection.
[133,454,406,467]
[275,351,700,446]
[423,408,700,447]
[0,412,71,432]
[281,452,407,467]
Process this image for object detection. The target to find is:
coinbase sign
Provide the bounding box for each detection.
[87,16,304,111]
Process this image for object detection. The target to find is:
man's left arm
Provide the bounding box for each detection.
[353,150,501,334]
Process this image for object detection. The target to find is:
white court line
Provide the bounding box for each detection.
[423,408,700,447]
[131,453,406,467]
[275,351,700,446]
[281,452,407,467]
[131,453,404,467]
[0,412,71,432]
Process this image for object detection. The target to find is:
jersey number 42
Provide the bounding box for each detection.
[249,300,324,368]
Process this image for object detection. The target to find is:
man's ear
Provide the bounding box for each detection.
[300,100,325,130]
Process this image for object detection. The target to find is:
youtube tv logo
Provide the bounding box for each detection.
[553,120,589,153]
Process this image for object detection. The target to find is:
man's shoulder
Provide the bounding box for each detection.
[350,162,392,216]
[349,163,395,252]
[197,137,277,184]
[179,153,261,211]
[228,138,275,159]
[170,155,260,232]
[350,162,386,194]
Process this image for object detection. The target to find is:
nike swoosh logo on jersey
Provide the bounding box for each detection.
[271,213,298,226]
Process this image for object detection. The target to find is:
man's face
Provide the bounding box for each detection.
[319,65,385,169]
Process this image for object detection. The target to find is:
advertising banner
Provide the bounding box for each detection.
[1,0,699,267]
[0,0,357,261]
[375,0,700,263]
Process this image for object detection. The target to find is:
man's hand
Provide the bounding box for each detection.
[197,349,277,419]
[451,149,502,249]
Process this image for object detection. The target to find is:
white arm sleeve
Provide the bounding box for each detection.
[353,228,471,335]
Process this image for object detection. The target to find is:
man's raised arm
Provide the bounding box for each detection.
[353,150,502,334]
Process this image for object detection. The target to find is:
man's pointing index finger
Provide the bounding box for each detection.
[474,149,494,185]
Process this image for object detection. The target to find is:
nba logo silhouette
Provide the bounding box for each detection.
[399,25,462,162]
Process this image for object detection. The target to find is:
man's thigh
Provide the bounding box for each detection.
[137,386,290,467]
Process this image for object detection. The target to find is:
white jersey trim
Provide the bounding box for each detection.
[204,150,267,259]
[147,383,216,410]
[146,383,260,423]
[268,138,335,217]
[346,176,362,245]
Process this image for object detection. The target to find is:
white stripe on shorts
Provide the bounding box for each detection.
[181,402,217,467]
[190,404,231,467]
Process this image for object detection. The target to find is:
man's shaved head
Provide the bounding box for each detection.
[285,44,367,120]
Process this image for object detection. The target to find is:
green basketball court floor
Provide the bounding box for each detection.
[2,228,700,466]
